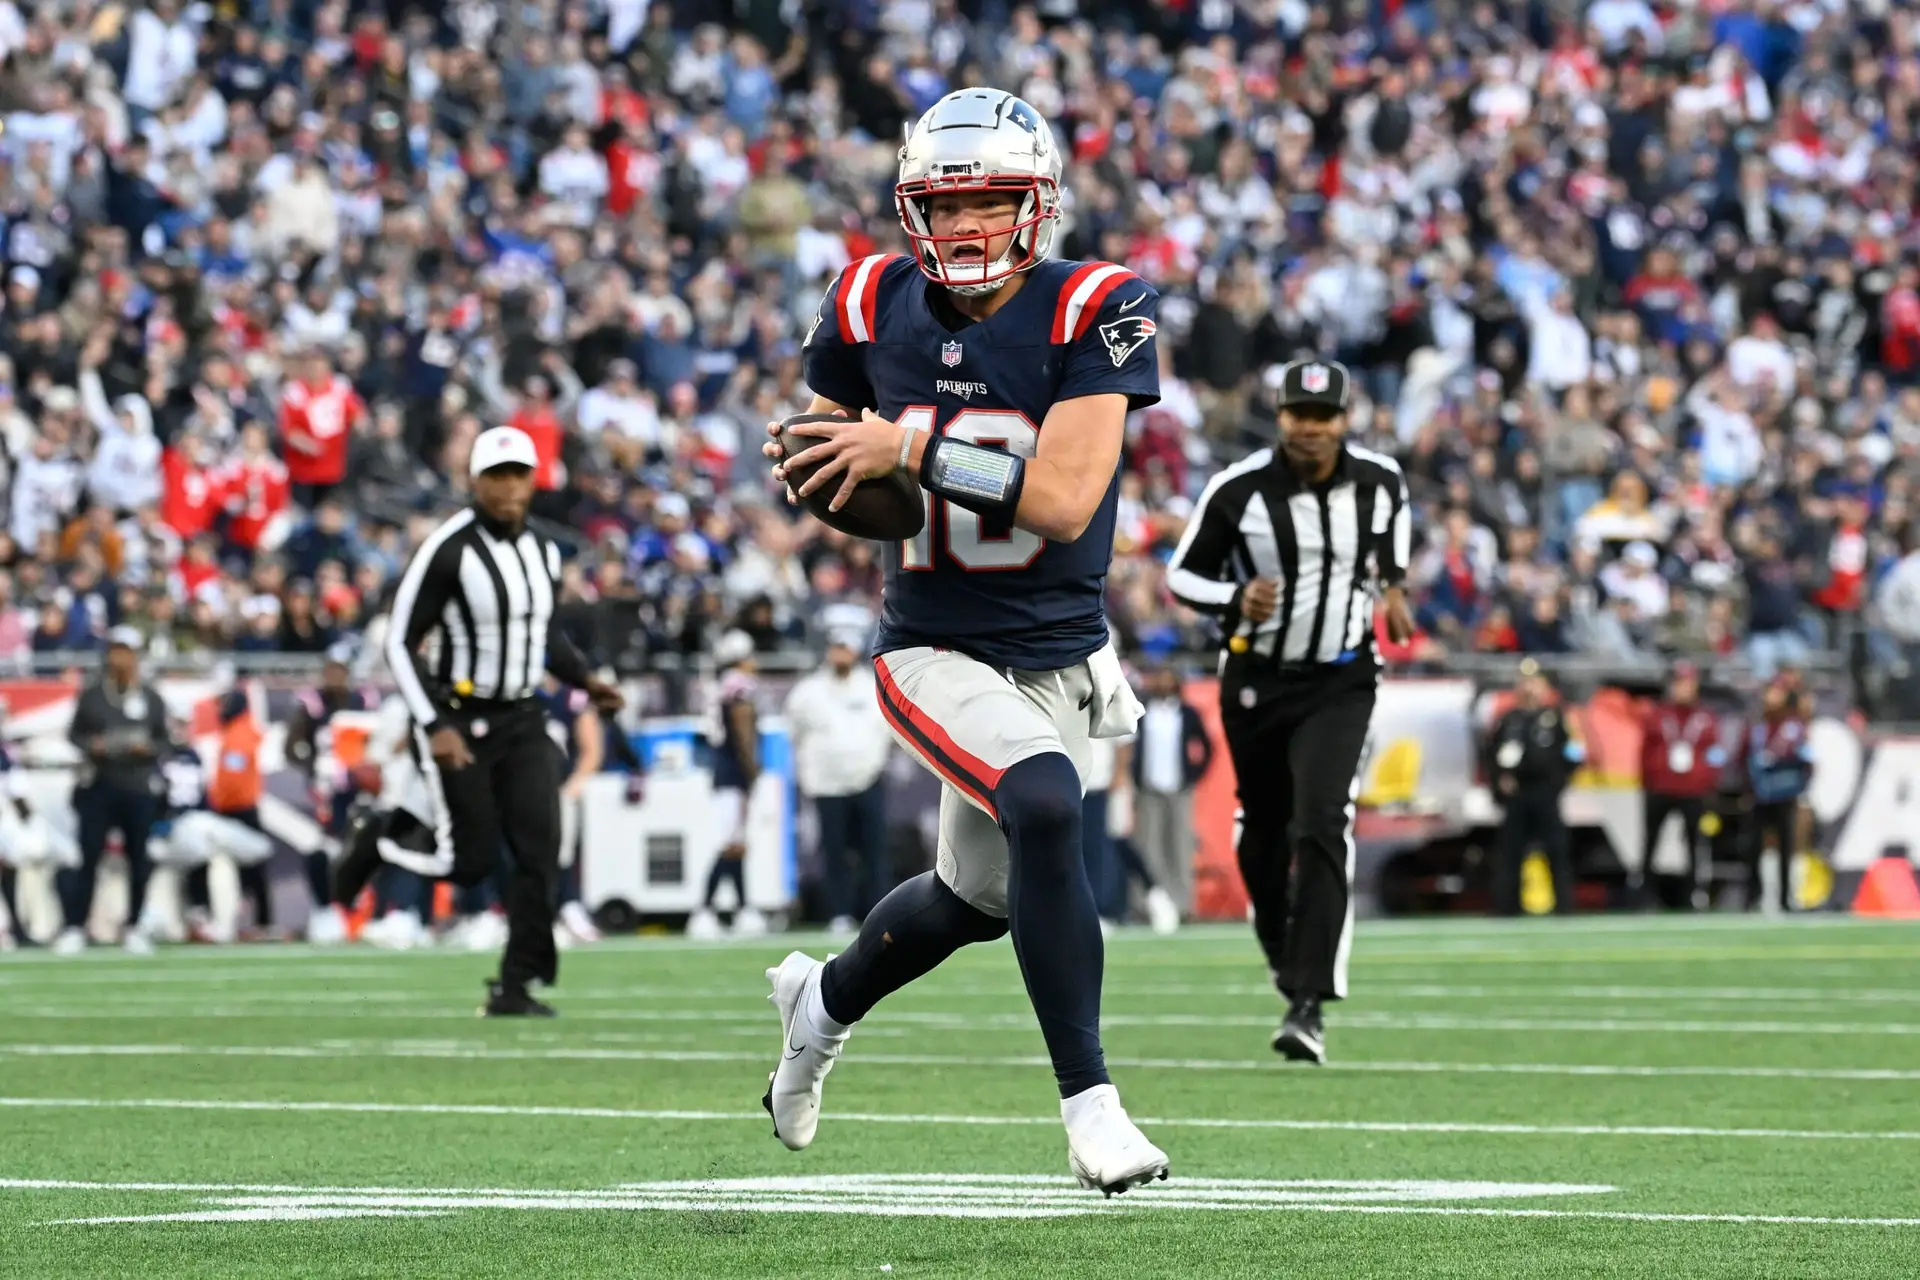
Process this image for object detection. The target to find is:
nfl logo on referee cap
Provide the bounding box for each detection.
[942,340,963,368]
[1302,364,1330,393]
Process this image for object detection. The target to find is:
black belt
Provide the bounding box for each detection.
[446,692,540,715]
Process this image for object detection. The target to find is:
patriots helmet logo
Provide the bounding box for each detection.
[1302,363,1331,393]
[941,340,963,367]
[1098,316,1157,368]
[1002,98,1042,135]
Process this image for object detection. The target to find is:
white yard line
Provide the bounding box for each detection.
[3,1095,1919,1142]
[45,1204,1920,1229]
[0,916,1898,970]
[5,1041,1920,1084]
[12,970,1920,1009]
[16,1175,1920,1230]
[9,1004,1920,1036]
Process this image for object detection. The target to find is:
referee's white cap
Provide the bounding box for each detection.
[469,425,539,477]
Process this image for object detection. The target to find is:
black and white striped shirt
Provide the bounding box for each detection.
[386,507,591,729]
[1167,444,1411,680]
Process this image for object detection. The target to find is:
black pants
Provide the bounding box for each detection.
[1641,792,1709,891]
[1747,799,1799,911]
[1494,790,1574,915]
[815,781,889,920]
[61,783,159,931]
[1223,672,1375,1003]
[418,702,563,989]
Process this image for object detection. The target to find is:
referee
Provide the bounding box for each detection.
[1165,359,1412,1064]
[335,425,623,1015]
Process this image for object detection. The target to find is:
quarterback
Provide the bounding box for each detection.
[763,88,1169,1193]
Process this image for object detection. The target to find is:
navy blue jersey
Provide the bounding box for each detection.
[707,670,760,790]
[537,684,589,768]
[803,255,1161,670]
[156,749,209,826]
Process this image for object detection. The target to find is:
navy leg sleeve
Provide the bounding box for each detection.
[997,752,1110,1099]
[819,870,1007,1025]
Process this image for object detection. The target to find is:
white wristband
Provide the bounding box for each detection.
[896,426,914,472]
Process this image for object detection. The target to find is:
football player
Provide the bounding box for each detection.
[762,88,1167,1194]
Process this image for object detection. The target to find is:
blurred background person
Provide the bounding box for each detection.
[1127,662,1211,929]
[58,628,172,955]
[689,629,765,939]
[1635,661,1727,909]
[1744,677,1815,915]
[1485,660,1582,916]
[784,628,891,934]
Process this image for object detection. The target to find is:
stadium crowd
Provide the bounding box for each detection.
[1,0,1919,705]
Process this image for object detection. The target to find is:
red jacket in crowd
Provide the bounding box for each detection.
[221,454,291,551]
[280,374,363,487]
[1640,699,1725,797]
[1811,516,1869,612]
[162,446,226,541]
[510,401,565,491]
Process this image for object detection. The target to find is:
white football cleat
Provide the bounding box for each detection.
[122,927,155,957]
[1062,1083,1170,1196]
[1145,887,1181,936]
[686,907,726,940]
[827,915,857,938]
[762,950,849,1151]
[363,910,426,950]
[559,901,601,943]
[305,905,349,946]
[463,910,510,953]
[51,927,86,956]
[733,906,769,938]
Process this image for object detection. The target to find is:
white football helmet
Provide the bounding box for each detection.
[895,88,1063,296]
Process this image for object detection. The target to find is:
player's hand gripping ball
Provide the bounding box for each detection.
[766,411,925,541]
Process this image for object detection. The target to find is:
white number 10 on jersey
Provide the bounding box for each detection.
[897,406,1044,571]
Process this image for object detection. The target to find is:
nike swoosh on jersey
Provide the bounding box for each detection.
[1117,293,1147,313]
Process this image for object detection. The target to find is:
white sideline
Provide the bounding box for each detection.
[4,1096,1919,1142]
[6,1041,1920,1084]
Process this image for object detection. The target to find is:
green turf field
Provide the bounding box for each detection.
[3,916,1919,1278]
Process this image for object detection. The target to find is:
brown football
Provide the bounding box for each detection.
[776,412,926,541]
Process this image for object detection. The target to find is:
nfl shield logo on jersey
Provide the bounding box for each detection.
[941,340,963,368]
[1302,364,1331,393]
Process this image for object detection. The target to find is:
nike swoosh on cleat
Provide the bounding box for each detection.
[1117,293,1146,313]
[785,1027,806,1060]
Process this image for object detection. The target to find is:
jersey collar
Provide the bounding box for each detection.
[1270,443,1352,491]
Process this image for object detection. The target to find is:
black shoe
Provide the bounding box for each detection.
[331,806,385,907]
[1272,995,1326,1064]
[481,980,557,1017]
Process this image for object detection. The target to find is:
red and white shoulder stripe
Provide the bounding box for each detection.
[1051,262,1141,345]
[834,254,903,345]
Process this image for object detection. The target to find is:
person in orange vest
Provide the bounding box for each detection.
[202,691,272,935]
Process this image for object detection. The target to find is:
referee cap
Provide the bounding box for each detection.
[1276,359,1352,412]
[469,425,539,477]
